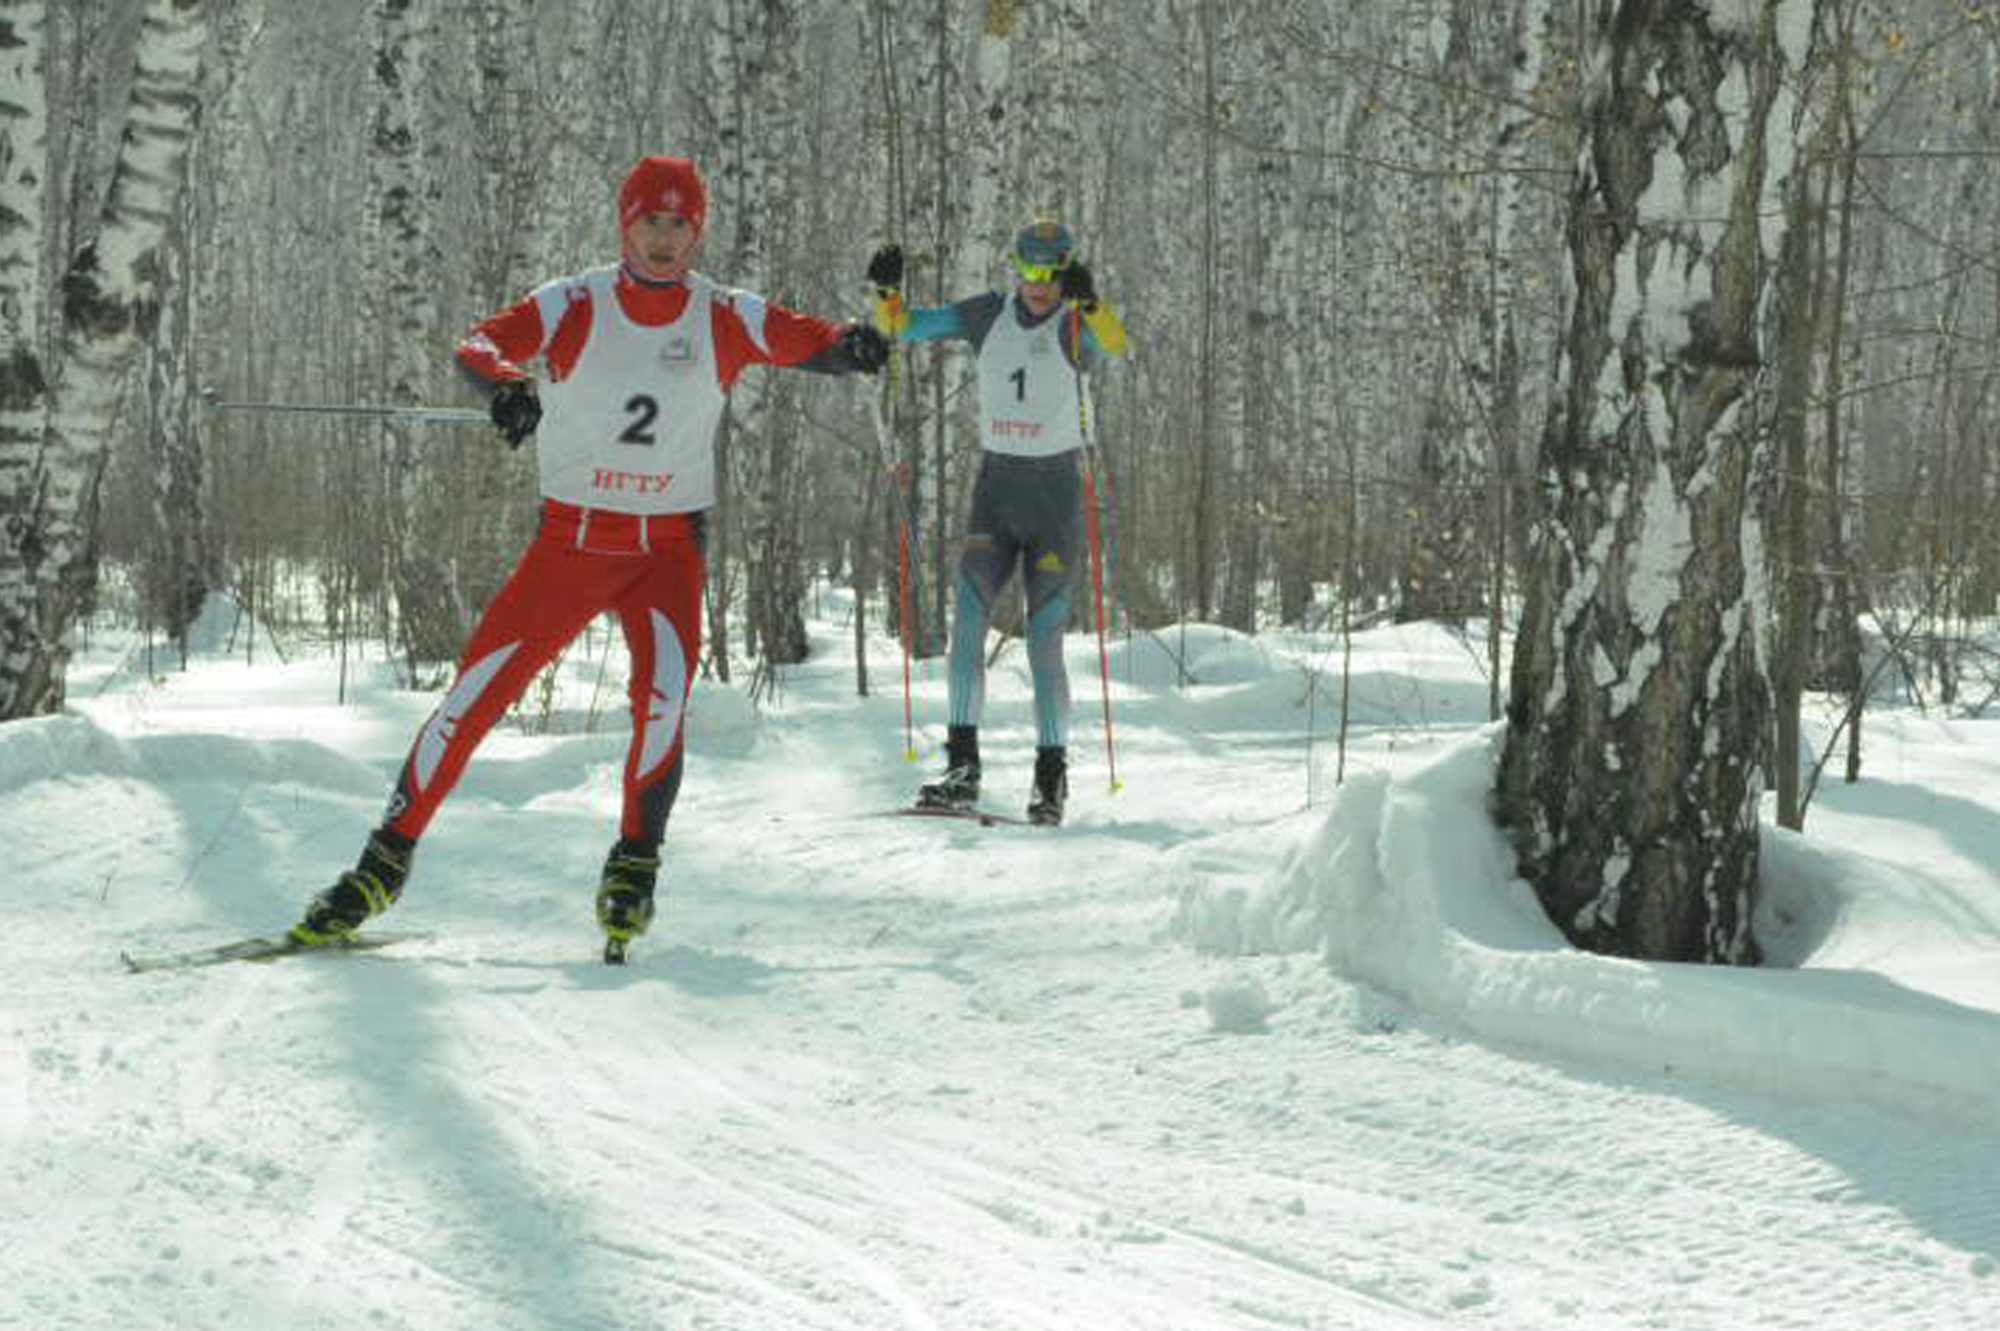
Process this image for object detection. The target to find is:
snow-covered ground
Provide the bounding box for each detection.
[6,595,1999,1330]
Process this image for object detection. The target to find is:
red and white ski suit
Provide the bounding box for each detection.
[379,263,852,848]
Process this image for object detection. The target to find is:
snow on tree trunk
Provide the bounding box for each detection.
[1496,0,1817,964]
[1,0,203,720]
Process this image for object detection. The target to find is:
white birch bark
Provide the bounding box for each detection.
[907,0,962,652]
[743,0,809,672]
[369,0,459,675]
[1215,2,1259,632]
[1497,0,1818,963]
[705,0,758,677]
[954,1,1017,294]
[698,0,812,679]
[2,0,203,719]
[0,1,50,700]
[138,179,206,647]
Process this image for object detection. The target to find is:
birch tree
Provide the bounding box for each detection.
[0,0,204,720]
[0,1,50,711]
[131,1,259,655]
[1187,0,1222,622]
[940,0,1021,641]
[702,0,811,680]
[369,0,462,679]
[1496,0,1818,964]
[1765,0,1861,827]
[905,0,973,652]
[135,177,208,649]
[956,1,1017,290]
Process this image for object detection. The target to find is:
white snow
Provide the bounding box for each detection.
[7,597,2000,1330]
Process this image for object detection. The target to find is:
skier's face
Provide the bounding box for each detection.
[1018,274,1061,317]
[625,211,701,280]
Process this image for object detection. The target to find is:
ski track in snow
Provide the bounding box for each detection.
[7,619,2000,1330]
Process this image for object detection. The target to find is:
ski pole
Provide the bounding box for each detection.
[201,391,487,424]
[1071,305,1123,795]
[1082,445,1123,796]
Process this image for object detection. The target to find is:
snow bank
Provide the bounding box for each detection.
[1103,623,1281,688]
[0,710,383,799]
[1182,727,2000,1131]
[1105,620,1493,739]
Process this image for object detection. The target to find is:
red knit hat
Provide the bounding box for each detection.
[618,156,707,232]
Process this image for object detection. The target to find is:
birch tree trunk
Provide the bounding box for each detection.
[912,0,966,656]
[1189,0,1221,623]
[1812,12,1863,783]
[1496,0,1816,964]
[370,0,461,681]
[1394,0,1472,624]
[1765,5,1853,829]
[859,0,926,661]
[0,1,51,712]
[467,0,538,303]
[706,0,809,681]
[956,1,1016,290]
[0,0,204,720]
[456,0,542,617]
[1232,10,1288,632]
[137,179,210,649]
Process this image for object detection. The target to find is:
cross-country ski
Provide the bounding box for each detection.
[120,930,432,974]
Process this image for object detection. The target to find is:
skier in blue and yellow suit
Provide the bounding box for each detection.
[867,221,1129,826]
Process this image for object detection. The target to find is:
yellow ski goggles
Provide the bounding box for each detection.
[1013,255,1065,284]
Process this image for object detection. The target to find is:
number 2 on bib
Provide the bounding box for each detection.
[620,395,659,445]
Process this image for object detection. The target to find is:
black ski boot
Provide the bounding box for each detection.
[1027,746,1067,826]
[290,828,414,946]
[597,840,660,963]
[917,724,982,811]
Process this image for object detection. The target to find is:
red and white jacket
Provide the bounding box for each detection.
[457,264,852,517]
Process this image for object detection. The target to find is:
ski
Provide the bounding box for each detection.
[120,929,432,974]
[891,805,1036,828]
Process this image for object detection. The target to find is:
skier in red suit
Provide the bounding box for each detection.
[290,155,887,959]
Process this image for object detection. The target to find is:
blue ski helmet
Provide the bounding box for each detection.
[1013,220,1076,272]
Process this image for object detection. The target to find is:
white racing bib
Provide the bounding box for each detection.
[976,307,1084,458]
[535,267,728,513]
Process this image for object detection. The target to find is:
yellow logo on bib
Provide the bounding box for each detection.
[1036,552,1065,573]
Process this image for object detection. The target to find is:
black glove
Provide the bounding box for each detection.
[841,323,889,374]
[866,244,904,291]
[1059,261,1097,308]
[488,378,540,448]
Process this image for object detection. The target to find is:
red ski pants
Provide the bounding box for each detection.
[382,505,705,848]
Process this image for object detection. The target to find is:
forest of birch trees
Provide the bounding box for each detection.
[6,0,2000,962]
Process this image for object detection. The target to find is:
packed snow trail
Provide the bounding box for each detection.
[7,617,2000,1329]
